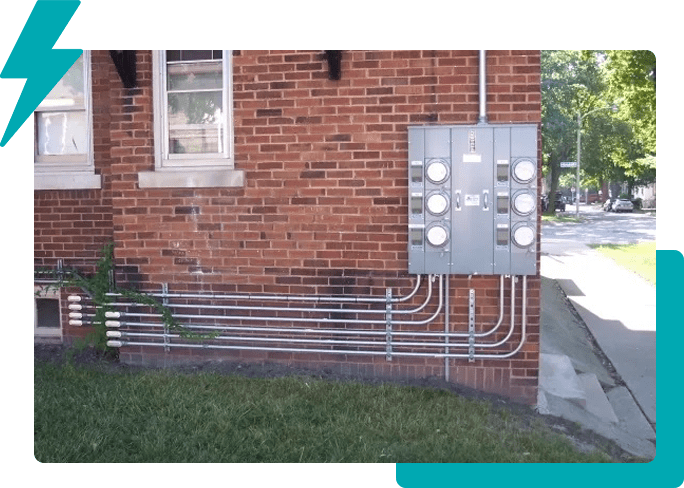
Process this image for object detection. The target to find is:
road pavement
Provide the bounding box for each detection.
[538,204,656,458]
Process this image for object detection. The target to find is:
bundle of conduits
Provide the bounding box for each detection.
[67,275,527,375]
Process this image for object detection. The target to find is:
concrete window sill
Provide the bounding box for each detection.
[138,168,244,188]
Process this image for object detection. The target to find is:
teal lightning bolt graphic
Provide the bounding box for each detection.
[0,0,82,147]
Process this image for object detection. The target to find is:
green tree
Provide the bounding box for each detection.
[603,50,656,193]
[604,50,655,154]
[541,50,607,213]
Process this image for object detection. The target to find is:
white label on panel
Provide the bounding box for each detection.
[463,154,482,163]
[464,194,480,206]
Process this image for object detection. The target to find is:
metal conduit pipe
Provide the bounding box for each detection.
[103,276,527,360]
[107,330,480,350]
[109,277,525,360]
[89,275,513,347]
[106,274,435,317]
[103,275,519,352]
[106,275,444,328]
[440,274,506,339]
[78,275,507,345]
[105,289,442,328]
[107,276,520,352]
[478,50,488,125]
[444,274,450,381]
[468,275,527,360]
[106,274,424,305]
[433,275,515,349]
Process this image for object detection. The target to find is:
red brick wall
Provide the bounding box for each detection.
[35,50,541,403]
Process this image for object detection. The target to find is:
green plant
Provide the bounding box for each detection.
[35,242,216,356]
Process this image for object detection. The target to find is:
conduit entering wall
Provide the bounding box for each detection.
[67,274,527,363]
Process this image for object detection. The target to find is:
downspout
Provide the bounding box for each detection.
[478,50,488,125]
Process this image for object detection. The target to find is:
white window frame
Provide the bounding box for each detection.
[34,50,100,190]
[34,286,62,341]
[139,50,243,188]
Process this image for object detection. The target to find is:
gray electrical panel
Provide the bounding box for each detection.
[408,124,538,276]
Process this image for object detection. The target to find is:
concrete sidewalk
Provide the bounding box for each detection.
[538,240,656,458]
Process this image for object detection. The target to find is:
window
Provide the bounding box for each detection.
[34,51,100,190]
[139,50,243,188]
[34,287,62,341]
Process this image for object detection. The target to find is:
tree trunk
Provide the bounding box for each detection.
[546,161,560,215]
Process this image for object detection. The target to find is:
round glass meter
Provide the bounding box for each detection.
[512,159,536,183]
[512,192,536,216]
[426,192,450,216]
[512,225,535,247]
[426,160,449,184]
[426,224,449,247]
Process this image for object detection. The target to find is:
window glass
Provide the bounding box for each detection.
[167,61,222,91]
[36,111,87,155]
[167,91,224,154]
[39,55,85,108]
[165,50,225,156]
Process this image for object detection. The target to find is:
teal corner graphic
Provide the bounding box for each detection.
[0,0,82,147]
[397,250,681,487]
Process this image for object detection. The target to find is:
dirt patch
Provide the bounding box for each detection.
[34,343,643,462]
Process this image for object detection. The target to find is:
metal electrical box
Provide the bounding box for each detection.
[408,124,538,276]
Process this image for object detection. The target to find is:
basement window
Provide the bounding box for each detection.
[34,287,62,340]
[139,50,244,188]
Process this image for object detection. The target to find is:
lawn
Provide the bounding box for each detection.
[34,359,621,463]
[591,241,656,285]
[541,214,585,223]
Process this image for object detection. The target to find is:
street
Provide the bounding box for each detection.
[541,204,656,256]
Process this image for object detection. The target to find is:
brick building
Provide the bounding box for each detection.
[34,50,542,404]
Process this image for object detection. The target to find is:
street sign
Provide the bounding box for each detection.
[560,161,577,168]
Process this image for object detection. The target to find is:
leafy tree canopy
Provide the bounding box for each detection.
[604,50,656,155]
[541,50,656,210]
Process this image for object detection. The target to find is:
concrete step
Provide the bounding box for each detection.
[607,386,656,441]
[539,353,585,405]
[539,389,656,460]
[576,373,618,423]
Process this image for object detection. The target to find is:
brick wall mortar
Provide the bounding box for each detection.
[35,49,542,404]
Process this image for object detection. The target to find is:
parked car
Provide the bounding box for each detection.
[612,198,634,213]
[555,194,567,212]
[542,192,567,212]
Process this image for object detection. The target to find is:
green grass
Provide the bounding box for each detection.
[541,214,584,223]
[591,241,656,285]
[34,361,617,463]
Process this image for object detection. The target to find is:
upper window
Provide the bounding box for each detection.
[141,50,241,188]
[34,51,100,190]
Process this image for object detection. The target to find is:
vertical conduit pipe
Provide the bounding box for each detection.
[444,274,449,381]
[478,50,488,125]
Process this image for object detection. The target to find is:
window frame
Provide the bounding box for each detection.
[33,50,100,190]
[141,50,242,188]
[34,286,62,340]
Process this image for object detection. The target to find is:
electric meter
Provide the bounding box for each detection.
[426,224,449,247]
[512,225,535,247]
[512,159,536,183]
[426,160,449,184]
[512,192,536,216]
[426,192,449,216]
